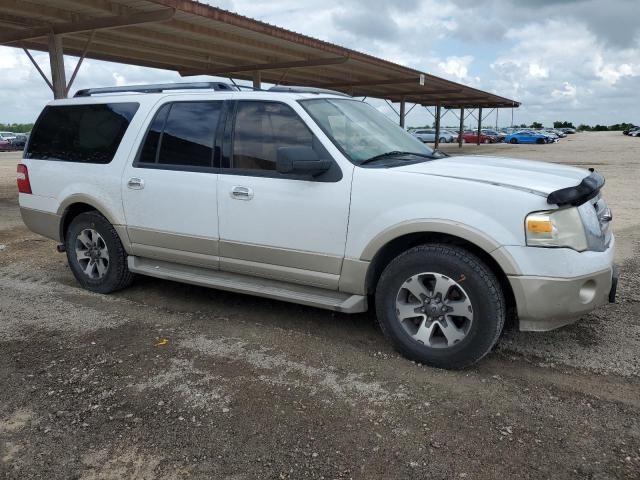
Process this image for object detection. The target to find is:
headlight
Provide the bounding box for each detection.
[525,207,588,251]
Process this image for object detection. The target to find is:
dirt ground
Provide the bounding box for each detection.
[1,131,639,479]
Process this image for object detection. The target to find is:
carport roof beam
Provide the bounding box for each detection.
[0,9,175,45]
[180,56,349,76]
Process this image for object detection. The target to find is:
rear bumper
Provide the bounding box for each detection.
[510,267,616,331]
[20,206,61,242]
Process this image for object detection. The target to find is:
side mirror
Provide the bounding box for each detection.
[276,146,332,177]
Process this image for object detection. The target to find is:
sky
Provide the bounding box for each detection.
[1,0,639,128]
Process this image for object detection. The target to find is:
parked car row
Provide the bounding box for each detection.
[0,132,29,151]
[410,126,569,145]
[623,125,639,136]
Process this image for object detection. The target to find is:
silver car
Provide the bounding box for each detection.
[411,128,455,143]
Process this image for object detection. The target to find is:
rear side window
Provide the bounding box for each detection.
[137,101,221,169]
[26,103,139,164]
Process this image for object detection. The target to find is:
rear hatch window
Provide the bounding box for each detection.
[26,103,139,164]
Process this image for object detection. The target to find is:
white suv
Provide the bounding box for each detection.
[17,82,617,369]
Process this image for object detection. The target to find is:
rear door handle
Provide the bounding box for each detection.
[127,177,144,190]
[230,186,253,200]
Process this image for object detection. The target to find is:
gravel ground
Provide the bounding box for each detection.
[1,132,640,479]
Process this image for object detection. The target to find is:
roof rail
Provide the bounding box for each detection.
[74,82,239,97]
[268,85,351,97]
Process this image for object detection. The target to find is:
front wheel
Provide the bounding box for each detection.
[509,138,518,144]
[375,244,505,369]
[536,138,545,145]
[65,211,134,294]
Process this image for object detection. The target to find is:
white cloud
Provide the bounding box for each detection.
[528,64,549,79]
[437,56,473,81]
[551,82,577,98]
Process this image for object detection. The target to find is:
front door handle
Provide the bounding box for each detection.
[230,186,253,200]
[127,177,144,190]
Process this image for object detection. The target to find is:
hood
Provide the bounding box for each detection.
[394,155,589,197]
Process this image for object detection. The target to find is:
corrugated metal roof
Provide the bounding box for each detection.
[0,0,519,108]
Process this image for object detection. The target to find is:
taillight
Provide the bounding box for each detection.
[17,164,32,194]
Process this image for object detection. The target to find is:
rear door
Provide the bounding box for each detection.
[122,100,222,269]
[216,100,351,289]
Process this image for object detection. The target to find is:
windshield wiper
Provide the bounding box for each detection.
[359,151,435,166]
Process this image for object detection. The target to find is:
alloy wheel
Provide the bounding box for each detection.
[75,228,110,279]
[395,272,473,348]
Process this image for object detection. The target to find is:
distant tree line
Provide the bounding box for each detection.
[575,122,636,132]
[0,123,34,133]
[515,121,635,132]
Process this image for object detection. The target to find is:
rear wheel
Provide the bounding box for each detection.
[65,211,134,294]
[509,138,518,144]
[375,244,505,369]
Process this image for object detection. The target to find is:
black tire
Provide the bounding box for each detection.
[439,137,446,144]
[536,138,545,145]
[64,211,134,294]
[509,138,518,144]
[375,244,505,369]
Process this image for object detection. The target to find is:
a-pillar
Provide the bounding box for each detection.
[48,33,67,99]
[399,98,406,128]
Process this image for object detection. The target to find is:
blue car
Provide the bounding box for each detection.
[505,131,549,144]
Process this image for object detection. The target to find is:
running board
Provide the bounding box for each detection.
[128,257,367,314]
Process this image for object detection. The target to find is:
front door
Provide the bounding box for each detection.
[217,100,352,289]
[122,100,222,269]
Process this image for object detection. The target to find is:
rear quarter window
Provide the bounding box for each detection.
[26,103,139,164]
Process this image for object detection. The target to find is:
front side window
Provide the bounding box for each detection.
[26,103,139,164]
[301,99,434,164]
[232,101,317,171]
[138,101,221,168]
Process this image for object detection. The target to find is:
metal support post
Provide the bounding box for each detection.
[434,104,442,149]
[459,108,464,148]
[48,33,67,99]
[476,107,483,145]
[252,70,261,90]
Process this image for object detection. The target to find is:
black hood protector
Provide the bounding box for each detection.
[547,170,605,206]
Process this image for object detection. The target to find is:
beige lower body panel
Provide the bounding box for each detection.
[220,256,339,290]
[510,268,613,331]
[126,228,348,291]
[20,207,61,242]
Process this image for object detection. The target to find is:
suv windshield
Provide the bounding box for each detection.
[300,98,436,164]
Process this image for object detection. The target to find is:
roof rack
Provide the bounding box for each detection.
[268,85,350,97]
[74,82,239,97]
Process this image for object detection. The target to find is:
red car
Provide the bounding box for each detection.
[460,130,496,144]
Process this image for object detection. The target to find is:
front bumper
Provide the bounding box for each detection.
[509,266,617,331]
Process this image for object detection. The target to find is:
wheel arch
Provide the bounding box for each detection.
[362,226,518,322]
[57,197,130,250]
